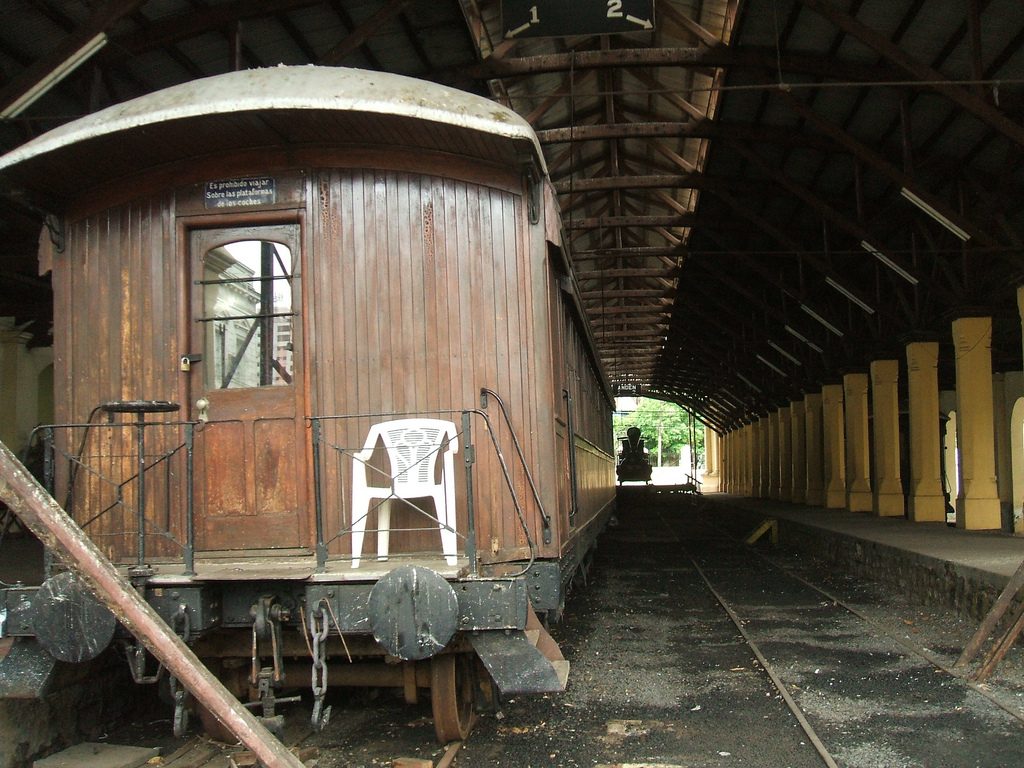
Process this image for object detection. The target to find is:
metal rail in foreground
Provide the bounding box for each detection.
[0,439,305,768]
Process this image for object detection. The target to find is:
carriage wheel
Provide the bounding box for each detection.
[195,700,237,743]
[430,653,477,743]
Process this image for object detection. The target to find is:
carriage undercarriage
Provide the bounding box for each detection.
[1,547,572,744]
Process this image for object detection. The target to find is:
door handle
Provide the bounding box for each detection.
[195,397,210,423]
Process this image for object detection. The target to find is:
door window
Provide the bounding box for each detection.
[198,240,295,390]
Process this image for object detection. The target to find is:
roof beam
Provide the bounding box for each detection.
[566,213,699,229]
[773,86,1000,247]
[536,119,834,150]
[553,173,726,193]
[469,45,900,81]
[586,303,673,316]
[115,0,320,54]
[321,0,414,65]
[800,0,1024,150]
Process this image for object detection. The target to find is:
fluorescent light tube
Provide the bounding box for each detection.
[900,187,971,242]
[860,241,919,286]
[756,354,788,377]
[800,303,844,337]
[1,32,107,119]
[736,373,762,393]
[825,276,875,314]
[784,324,823,353]
[767,340,802,366]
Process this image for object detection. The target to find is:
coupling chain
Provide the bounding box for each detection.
[310,606,332,730]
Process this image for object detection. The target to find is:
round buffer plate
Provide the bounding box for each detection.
[33,571,117,663]
[367,565,459,661]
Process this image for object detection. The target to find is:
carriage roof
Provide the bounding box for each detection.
[0,66,546,206]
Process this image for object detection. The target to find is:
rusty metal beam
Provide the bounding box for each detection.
[553,173,728,193]
[321,0,414,65]
[535,119,835,150]
[114,0,321,54]
[773,86,1000,247]
[586,302,672,316]
[566,213,699,229]
[577,267,678,279]
[0,441,305,768]
[468,45,900,81]
[581,288,672,300]
[800,0,1024,150]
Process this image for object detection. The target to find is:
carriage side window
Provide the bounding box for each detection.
[199,240,295,389]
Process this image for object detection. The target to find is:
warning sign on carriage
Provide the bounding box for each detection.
[204,177,276,208]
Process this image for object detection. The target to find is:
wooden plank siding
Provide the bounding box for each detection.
[47,150,612,570]
[309,168,558,565]
[556,296,617,542]
[56,197,188,563]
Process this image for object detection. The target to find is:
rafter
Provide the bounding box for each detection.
[801,0,1024,150]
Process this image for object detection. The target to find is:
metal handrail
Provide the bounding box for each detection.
[480,387,553,543]
[28,418,196,573]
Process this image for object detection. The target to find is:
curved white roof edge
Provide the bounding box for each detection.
[0,65,546,174]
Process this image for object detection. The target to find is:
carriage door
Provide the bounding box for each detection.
[189,224,305,551]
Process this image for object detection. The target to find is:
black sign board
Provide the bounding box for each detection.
[204,177,276,209]
[502,0,654,39]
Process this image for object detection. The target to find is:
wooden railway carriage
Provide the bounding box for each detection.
[0,67,616,741]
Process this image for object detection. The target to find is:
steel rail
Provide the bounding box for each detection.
[683,548,842,768]
[746,541,1024,728]
[697,504,1024,727]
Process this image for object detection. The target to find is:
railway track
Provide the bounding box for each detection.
[24,493,1024,768]
[671,497,1024,768]
[291,493,1024,766]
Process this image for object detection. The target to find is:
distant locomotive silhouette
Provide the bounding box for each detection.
[616,426,653,484]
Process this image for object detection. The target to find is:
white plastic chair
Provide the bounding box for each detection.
[350,418,459,568]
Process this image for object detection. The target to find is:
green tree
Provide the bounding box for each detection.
[614,397,704,467]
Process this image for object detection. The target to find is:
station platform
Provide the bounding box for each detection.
[696,492,1024,622]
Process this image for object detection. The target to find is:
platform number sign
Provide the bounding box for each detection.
[503,0,655,39]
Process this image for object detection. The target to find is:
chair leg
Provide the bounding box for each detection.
[377,501,391,561]
[434,491,458,567]
[351,490,369,569]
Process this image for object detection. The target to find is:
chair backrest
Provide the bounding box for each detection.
[364,418,459,488]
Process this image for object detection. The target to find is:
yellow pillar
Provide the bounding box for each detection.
[704,428,721,492]
[843,373,873,512]
[822,384,847,508]
[790,400,807,504]
[740,424,749,495]
[732,430,739,494]
[778,406,792,502]
[993,374,1012,514]
[768,411,781,499]
[721,431,730,493]
[952,316,1002,529]
[733,430,741,495]
[870,359,904,517]
[906,341,945,521]
[804,392,825,506]
[758,417,771,498]
[0,332,19,450]
[747,421,757,496]
[741,425,750,496]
